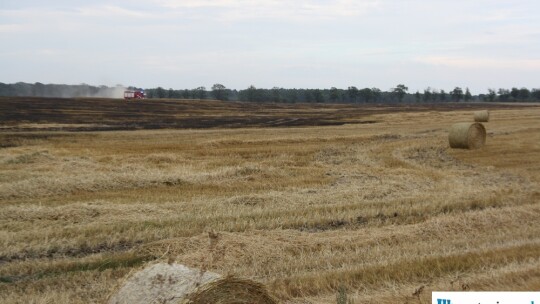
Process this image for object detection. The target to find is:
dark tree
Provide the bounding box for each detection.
[244,85,258,102]
[358,88,374,103]
[347,86,359,102]
[329,87,339,102]
[271,87,281,102]
[182,89,190,99]
[518,87,530,100]
[155,87,166,98]
[464,87,472,102]
[414,91,421,103]
[487,89,496,102]
[532,89,540,100]
[451,87,464,102]
[498,88,510,101]
[510,87,520,100]
[304,90,313,102]
[211,83,228,101]
[392,84,408,102]
[423,88,432,102]
[313,89,324,103]
[285,89,298,103]
[194,86,207,99]
[371,88,382,102]
[439,89,447,101]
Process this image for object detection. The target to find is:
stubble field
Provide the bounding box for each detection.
[1,97,539,303]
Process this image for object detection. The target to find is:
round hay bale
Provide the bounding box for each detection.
[448,122,486,149]
[108,263,277,304]
[474,110,490,122]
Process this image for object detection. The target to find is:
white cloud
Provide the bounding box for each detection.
[154,0,243,8]
[0,24,28,33]
[0,5,154,24]
[153,0,380,20]
[416,56,540,70]
[0,6,164,36]
[77,5,152,18]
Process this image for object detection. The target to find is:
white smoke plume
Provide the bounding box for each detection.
[0,82,133,99]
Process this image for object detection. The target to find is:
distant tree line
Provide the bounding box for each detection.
[2,82,540,103]
[144,84,540,103]
[0,82,127,98]
[480,88,539,102]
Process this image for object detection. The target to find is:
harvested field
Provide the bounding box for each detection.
[0,98,539,303]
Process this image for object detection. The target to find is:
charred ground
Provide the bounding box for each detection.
[0,97,530,131]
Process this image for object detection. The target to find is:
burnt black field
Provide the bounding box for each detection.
[0,96,533,131]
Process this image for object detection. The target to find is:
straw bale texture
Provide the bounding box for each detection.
[474,110,490,122]
[448,122,486,149]
[108,263,276,304]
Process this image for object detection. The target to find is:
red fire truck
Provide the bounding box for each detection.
[124,90,145,99]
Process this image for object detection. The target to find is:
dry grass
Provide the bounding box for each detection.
[1,104,539,303]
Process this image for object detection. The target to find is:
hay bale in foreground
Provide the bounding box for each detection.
[448,122,486,149]
[108,263,277,304]
[474,110,490,122]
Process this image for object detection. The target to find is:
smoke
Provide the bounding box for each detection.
[91,85,127,99]
[0,82,131,99]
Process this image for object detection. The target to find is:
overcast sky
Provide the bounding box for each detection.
[1,0,539,93]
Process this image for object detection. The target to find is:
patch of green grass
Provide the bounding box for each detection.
[2,253,154,284]
[0,276,15,283]
[42,253,153,277]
